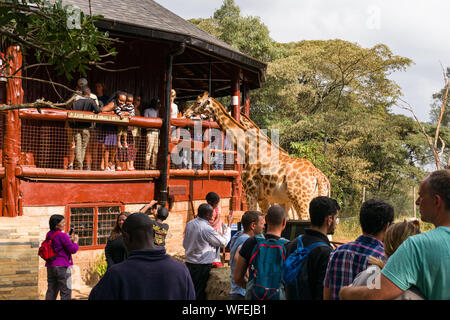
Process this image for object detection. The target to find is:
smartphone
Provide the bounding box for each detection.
[69,227,74,236]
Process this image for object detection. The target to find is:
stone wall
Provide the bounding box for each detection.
[0,216,40,300]
[0,198,232,299]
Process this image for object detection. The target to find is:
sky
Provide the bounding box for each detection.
[156,0,450,122]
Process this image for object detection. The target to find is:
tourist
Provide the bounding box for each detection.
[45,214,79,300]
[152,206,169,248]
[323,199,394,300]
[285,196,340,300]
[234,205,288,300]
[94,82,109,107]
[143,98,160,170]
[183,203,233,300]
[67,86,102,170]
[89,212,195,300]
[100,91,127,171]
[349,219,423,300]
[228,210,265,300]
[340,170,450,300]
[105,212,131,269]
[206,192,225,268]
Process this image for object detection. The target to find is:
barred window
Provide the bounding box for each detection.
[68,204,123,248]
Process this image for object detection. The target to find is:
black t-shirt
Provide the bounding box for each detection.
[104,235,128,268]
[69,98,101,128]
[152,221,169,247]
[284,228,333,300]
[238,233,281,264]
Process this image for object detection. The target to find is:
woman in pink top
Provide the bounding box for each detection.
[45,214,79,300]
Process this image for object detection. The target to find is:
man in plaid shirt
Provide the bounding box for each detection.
[323,199,394,300]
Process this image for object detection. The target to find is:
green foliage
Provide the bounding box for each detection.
[92,253,107,278]
[189,0,281,62]
[0,0,117,80]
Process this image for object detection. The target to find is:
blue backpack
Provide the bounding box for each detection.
[282,235,328,299]
[246,234,289,300]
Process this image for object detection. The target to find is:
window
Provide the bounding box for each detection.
[67,204,123,248]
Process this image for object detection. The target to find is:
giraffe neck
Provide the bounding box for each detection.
[210,99,274,167]
[240,113,289,156]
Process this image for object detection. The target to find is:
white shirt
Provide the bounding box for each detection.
[183,217,231,264]
[74,93,99,106]
[170,103,178,119]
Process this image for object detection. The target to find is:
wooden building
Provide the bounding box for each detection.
[0,0,266,299]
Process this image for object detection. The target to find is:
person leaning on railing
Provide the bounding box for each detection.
[100,91,127,171]
[67,86,102,170]
[143,98,161,170]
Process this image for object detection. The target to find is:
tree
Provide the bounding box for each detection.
[189,0,281,62]
[0,0,123,109]
[256,40,412,122]
[396,65,450,170]
[430,67,450,126]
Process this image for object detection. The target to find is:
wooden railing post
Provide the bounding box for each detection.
[231,68,242,211]
[2,45,23,217]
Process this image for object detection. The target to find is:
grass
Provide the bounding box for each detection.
[333,215,435,244]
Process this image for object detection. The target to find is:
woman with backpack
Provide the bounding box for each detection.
[44,214,79,300]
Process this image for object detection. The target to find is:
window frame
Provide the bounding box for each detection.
[65,202,125,250]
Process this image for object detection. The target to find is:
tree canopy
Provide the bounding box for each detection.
[191,0,445,216]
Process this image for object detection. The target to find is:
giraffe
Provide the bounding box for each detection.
[238,112,331,215]
[184,92,327,220]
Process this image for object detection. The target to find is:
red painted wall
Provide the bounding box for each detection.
[19,177,233,206]
[20,180,156,206]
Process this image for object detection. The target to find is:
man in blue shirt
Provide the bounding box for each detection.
[89,213,195,300]
[340,170,450,300]
[228,211,265,300]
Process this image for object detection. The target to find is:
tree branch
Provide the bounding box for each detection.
[3,75,76,94]
[0,27,54,56]
[395,98,442,170]
[434,62,449,151]
[0,96,75,112]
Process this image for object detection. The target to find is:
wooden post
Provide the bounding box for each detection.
[243,81,250,117]
[231,68,242,211]
[2,45,23,217]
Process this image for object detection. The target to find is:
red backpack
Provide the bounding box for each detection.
[38,231,61,262]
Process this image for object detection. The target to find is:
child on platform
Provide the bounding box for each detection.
[115,93,135,148]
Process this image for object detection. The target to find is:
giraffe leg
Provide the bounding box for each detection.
[285,190,311,221]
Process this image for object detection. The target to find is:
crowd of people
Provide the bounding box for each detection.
[65,78,227,171]
[41,169,450,300]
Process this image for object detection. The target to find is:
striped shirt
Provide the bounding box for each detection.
[323,235,386,300]
[115,103,135,117]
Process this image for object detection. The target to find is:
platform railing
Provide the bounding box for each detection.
[11,108,238,179]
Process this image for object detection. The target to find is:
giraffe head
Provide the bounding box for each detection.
[184,92,215,119]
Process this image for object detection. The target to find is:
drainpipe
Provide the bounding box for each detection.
[160,42,186,208]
